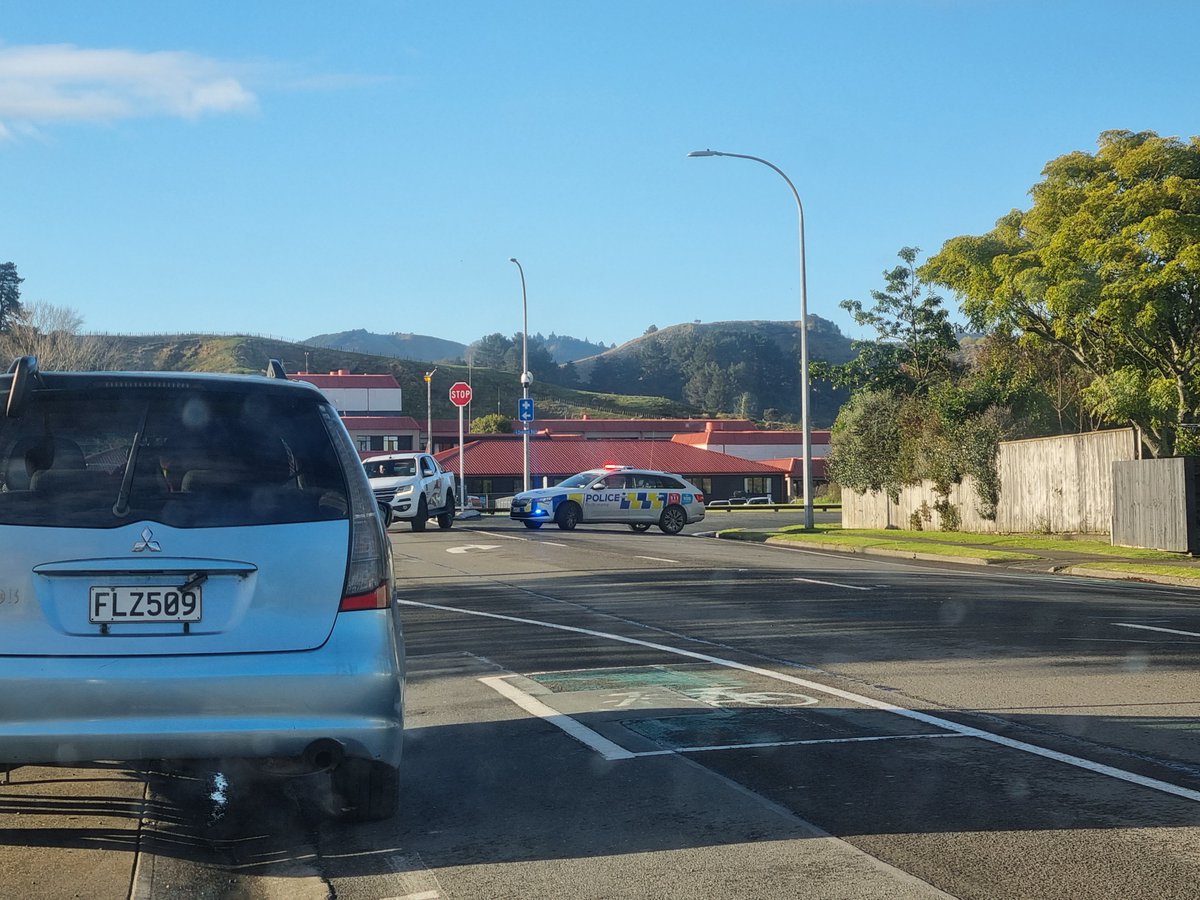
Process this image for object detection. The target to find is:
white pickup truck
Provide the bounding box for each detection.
[364,452,457,531]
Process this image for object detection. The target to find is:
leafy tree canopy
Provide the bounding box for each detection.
[922,130,1200,456]
[834,247,959,394]
[470,413,513,434]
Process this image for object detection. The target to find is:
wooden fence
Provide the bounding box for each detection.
[1111,457,1200,553]
[842,428,1138,534]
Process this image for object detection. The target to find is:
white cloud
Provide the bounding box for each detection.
[0,43,258,134]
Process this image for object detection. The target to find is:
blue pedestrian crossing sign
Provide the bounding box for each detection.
[518,398,535,422]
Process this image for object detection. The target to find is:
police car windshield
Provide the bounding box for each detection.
[557,470,605,488]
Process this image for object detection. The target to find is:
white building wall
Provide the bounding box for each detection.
[698,441,831,461]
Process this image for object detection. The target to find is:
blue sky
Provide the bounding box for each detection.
[2,1,1197,349]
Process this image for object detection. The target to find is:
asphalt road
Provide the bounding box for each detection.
[4,511,1200,898]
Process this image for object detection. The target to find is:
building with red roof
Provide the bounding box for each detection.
[434,436,784,501]
[289,370,403,415]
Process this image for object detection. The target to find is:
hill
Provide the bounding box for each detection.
[540,333,610,363]
[305,329,467,363]
[98,333,703,423]
[569,318,855,427]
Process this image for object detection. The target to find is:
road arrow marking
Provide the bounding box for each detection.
[446,544,501,554]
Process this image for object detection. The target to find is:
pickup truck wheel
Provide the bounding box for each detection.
[411,496,428,532]
[437,494,454,529]
[332,758,400,822]
[658,504,687,535]
[522,521,543,529]
[555,501,581,531]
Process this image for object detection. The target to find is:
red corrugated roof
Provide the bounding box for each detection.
[290,373,401,389]
[341,416,422,430]
[760,457,829,478]
[434,438,783,477]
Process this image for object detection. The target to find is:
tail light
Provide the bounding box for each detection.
[321,407,392,611]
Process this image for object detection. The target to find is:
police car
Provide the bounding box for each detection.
[509,466,705,534]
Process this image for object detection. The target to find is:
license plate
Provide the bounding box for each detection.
[89,586,202,623]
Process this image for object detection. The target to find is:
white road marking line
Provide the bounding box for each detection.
[1114,622,1200,638]
[402,599,1200,805]
[1067,638,1200,645]
[541,541,568,548]
[479,675,638,761]
[793,576,871,591]
[667,732,969,756]
[446,544,501,554]
[635,555,679,564]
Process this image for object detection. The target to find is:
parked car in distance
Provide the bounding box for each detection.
[0,357,405,821]
[510,465,705,534]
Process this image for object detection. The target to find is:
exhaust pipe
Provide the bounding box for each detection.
[303,738,346,772]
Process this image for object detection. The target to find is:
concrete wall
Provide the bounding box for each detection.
[1111,457,1199,553]
[842,429,1137,534]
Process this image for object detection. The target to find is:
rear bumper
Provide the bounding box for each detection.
[0,607,404,768]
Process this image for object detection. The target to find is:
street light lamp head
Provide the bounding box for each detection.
[508,257,518,264]
[688,150,720,157]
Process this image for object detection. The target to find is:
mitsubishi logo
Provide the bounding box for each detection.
[132,527,161,553]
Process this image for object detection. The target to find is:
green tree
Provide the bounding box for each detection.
[470,413,513,434]
[836,247,959,394]
[553,359,580,388]
[470,333,513,369]
[922,130,1200,456]
[0,262,23,335]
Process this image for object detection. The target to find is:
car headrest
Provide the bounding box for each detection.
[2,437,86,491]
[180,469,256,493]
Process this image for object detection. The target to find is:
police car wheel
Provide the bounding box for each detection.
[659,505,687,535]
[628,523,651,532]
[522,521,543,529]
[555,501,581,531]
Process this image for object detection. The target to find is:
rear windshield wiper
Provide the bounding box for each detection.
[113,404,152,518]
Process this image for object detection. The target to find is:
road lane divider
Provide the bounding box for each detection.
[1114,622,1200,639]
[400,599,1200,805]
[793,577,871,591]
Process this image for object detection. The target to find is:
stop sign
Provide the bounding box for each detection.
[448,381,472,407]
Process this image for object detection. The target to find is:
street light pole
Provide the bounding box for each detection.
[509,258,532,492]
[688,149,814,529]
[424,367,437,454]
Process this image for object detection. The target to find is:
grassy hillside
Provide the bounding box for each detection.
[101,334,703,423]
[305,329,468,362]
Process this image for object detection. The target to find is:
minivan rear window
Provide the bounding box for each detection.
[0,386,349,528]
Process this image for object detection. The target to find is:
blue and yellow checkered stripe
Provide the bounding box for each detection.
[620,491,666,511]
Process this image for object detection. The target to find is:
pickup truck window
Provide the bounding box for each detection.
[366,459,416,478]
[421,457,435,476]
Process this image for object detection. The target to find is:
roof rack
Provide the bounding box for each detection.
[265,359,288,379]
[5,355,40,418]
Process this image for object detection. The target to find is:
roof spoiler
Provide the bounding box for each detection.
[5,355,40,418]
[265,359,288,379]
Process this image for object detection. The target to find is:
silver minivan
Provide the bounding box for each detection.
[0,357,404,820]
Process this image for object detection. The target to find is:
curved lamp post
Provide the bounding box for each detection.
[509,258,532,492]
[688,149,813,529]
